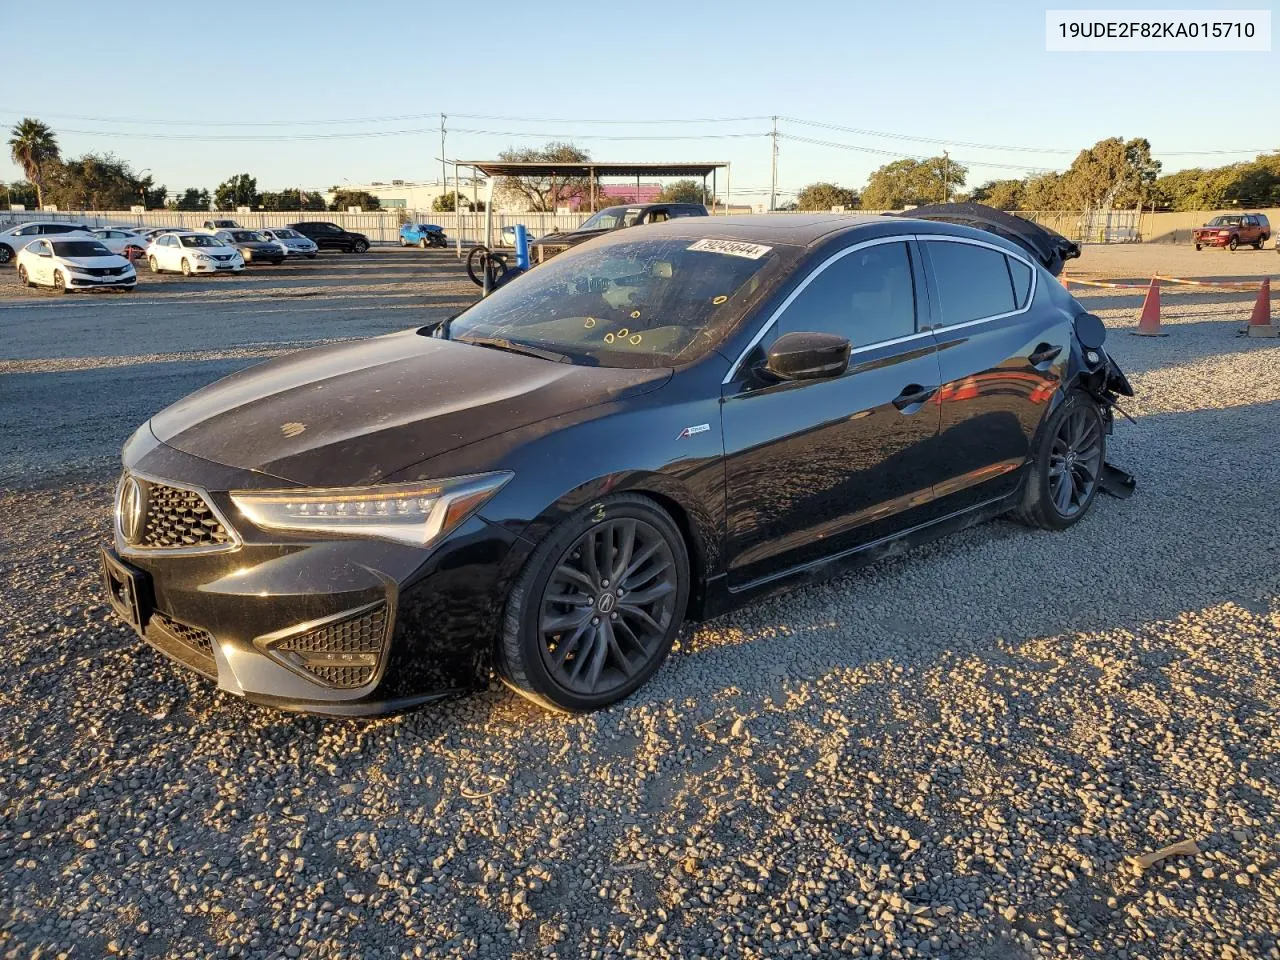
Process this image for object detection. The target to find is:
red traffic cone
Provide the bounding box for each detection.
[1248,278,1272,325]
[1132,277,1166,337]
[1247,278,1276,337]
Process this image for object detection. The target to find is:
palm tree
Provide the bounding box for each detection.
[8,118,59,210]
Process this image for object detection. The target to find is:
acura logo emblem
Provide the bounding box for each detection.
[118,476,146,545]
[597,592,617,614]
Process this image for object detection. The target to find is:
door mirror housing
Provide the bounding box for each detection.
[764,331,851,381]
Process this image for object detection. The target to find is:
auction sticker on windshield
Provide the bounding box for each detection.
[687,239,772,260]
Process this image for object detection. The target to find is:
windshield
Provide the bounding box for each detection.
[53,241,111,257]
[577,207,629,232]
[180,235,224,248]
[271,229,301,239]
[1208,216,1242,226]
[447,235,791,368]
[230,231,266,242]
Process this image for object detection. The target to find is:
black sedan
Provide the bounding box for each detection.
[214,229,285,265]
[101,214,1133,715]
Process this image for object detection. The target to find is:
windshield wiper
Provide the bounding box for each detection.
[457,335,571,363]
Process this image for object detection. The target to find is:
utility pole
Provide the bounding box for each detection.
[942,151,950,203]
[440,114,448,210]
[769,115,778,212]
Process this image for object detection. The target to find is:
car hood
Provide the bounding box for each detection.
[62,254,131,268]
[149,328,671,486]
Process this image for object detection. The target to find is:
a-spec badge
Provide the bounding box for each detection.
[677,423,711,439]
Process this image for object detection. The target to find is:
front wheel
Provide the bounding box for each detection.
[17,264,30,287]
[1229,237,1238,251]
[496,494,690,713]
[399,236,408,247]
[53,271,69,294]
[1194,243,1202,251]
[1014,392,1106,531]
[181,258,192,276]
[419,237,427,249]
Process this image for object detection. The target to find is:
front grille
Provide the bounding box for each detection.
[147,612,217,679]
[212,254,233,262]
[265,603,389,689]
[85,266,126,277]
[140,482,232,550]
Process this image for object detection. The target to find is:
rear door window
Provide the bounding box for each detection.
[777,241,917,346]
[925,240,1017,325]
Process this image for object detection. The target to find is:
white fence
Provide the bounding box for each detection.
[0,209,599,246]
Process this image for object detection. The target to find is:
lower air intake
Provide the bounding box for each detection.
[263,603,389,689]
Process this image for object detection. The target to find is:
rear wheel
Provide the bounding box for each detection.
[1254,237,1265,250]
[1014,392,1105,531]
[352,239,369,253]
[148,255,160,273]
[496,494,689,713]
[0,244,13,265]
[17,264,29,287]
[399,236,408,247]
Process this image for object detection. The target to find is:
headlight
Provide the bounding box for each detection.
[230,472,512,547]
[66,263,96,274]
[193,253,212,261]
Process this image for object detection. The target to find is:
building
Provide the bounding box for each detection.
[324,179,495,212]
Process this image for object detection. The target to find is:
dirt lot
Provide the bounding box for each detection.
[2,245,1278,960]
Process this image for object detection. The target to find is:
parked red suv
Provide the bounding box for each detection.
[1193,213,1270,251]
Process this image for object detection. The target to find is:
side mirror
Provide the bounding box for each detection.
[764,331,851,381]
[1074,312,1106,350]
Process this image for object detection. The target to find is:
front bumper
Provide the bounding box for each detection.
[102,429,519,715]
[189,259,244,272]
[281,246,317,258]
[68,272,136,288]
[1194,235,1232,247]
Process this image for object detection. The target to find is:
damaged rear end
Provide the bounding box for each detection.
[1070,310,1137,499]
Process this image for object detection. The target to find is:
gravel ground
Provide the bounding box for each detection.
[2,247,1279,959]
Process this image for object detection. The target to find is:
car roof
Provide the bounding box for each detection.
[4,221,89,230]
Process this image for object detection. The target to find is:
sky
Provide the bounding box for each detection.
[3,0,1275,206]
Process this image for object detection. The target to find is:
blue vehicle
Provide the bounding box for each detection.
[399,223,448,248]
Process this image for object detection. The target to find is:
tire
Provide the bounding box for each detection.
[0,244,13,265]
[1229,237,1238,251]
[399,236,408,247]
[419,237,427,249]
[1194,243,1202,251]
[496,494,690,713]
[1014,391,1106,532]
[181,258,192,276]
[17,264,29,287]
[148,255,160,273]
[352,239,369,253]
[1254,239,1264,250]
[53,270,69,294]
[466,246,509,287]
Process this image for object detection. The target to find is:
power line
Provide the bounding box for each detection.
[780,134,1059,173]
[20,125,768,143]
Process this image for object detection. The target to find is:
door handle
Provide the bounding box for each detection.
[1028,343,1062,366]
[892,384,937,411]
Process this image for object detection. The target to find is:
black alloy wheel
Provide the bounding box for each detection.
[352,239,369,253]
[1015,392,1105,530]
[498,495,689,712]
[0,244,12,264]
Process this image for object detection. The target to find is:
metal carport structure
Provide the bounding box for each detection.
[455,160,731,251]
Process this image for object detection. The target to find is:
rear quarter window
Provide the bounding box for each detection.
[926,240,1017,325]
[1007,257,1032,308]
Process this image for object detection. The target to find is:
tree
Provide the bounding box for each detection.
[795,182,860,211]
[495,142,592,212]
[969,179,1025,211]
[1057,137,1160,213]
[861,157,968,209]
[1020,172,1066,210]
[433,191,484,212]
[214,173,260,211]
[260,189,303,212]
[328,189,381,211]
[2,179,38,208]
[8,118,60,209]
[656,179,718,205]
[45,153,155,210]
[171,188,211,212]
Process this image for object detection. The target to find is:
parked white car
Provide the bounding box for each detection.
[146,231,244,275]
[15,236,136,293]
[91,227,150,258]
[258,227,319,259]
[0,221,93,265]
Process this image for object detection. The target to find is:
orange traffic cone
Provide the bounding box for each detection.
[1132,277,1167,336]
[1247,278,1276,337]
[1248,278,1272,325]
